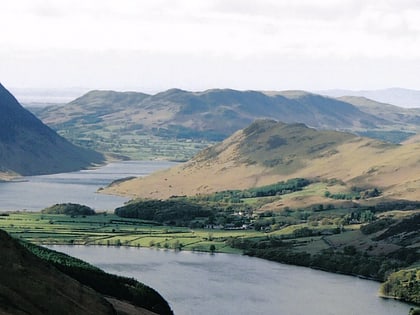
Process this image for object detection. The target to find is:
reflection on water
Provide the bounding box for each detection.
[49,245,413,315]
[0,161,176,211]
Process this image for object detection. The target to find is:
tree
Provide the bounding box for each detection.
[209,244,216,253]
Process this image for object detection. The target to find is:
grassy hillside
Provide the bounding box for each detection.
[0,83,104,177]
[103,119,420,203]
[30,88,392,160]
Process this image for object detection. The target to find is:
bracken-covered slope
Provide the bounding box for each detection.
[0,83,104,176]
[103,120,420,201]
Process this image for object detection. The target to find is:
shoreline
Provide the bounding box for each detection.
[43,242,418,309]
[1,211,416,290]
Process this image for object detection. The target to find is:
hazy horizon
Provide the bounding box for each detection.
[7,85,420,109]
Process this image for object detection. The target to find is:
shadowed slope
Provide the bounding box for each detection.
[0,83,104,176]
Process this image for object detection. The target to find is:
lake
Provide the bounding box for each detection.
[0,161,413,315]
[0,161,176,211]
[49,245,413,315]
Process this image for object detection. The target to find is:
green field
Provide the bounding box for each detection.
[0,212,259,253]
[67,131,214,161]
[0,211,355,254]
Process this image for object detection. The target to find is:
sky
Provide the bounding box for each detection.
[1,0,420,93]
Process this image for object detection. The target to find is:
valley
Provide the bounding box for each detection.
[1,85,419,313]
[4,1,420,314]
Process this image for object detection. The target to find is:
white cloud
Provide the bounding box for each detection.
[1,0,420,90]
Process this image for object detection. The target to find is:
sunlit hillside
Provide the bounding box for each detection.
[103,120,420,207]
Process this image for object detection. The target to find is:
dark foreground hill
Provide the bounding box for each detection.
[0,229,172,315]
[0,83,104,177]
[0,230,114,315]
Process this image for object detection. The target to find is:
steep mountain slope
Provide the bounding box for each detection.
[0,83,104,176]
[0,229,115,315]
[103,120,420,201]
[31,89,389,159]
[0,228,168,315]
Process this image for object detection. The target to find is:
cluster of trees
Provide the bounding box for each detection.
[227,236,417,281]
[115,199,214,225]
[342,210,375,224]
[21,241,173,315]
[41,203,95,216]
[324,191,360,200]
[324,187,381,200]
[367,200,420,212]
[246,178,311,197]
[381,268,420,305]
[195,178,311,203]
[115,196,258,228]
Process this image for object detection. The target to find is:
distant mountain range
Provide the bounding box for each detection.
[104,120,420,204]
[29,88,420,160]
[318,88,420,108]
[32,88,386,137]
[0,83,104,178]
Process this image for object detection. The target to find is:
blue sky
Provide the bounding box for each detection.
[1,0,420,91]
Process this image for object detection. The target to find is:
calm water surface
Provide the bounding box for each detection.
[0,161,176,211]
[49,245,413,315]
